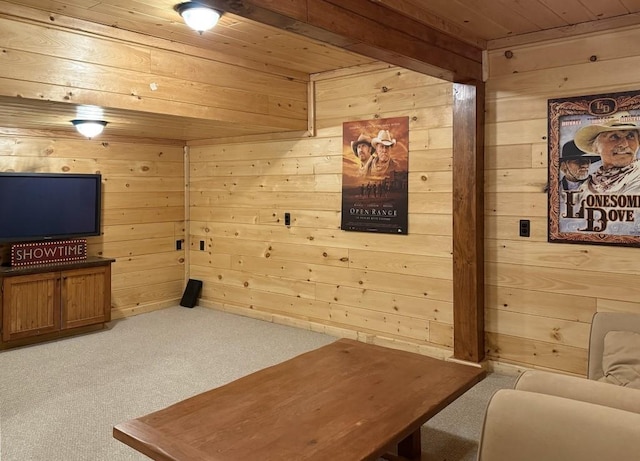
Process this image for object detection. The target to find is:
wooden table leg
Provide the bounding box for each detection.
[398,428,421,459]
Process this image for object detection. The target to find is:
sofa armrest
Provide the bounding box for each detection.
[514,369,640,414]
[477,389,640,461]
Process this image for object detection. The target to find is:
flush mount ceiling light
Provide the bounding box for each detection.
[71,120,108,138]
[175,2,221,34]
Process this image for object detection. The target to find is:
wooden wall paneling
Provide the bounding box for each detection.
[189,220,449,257]
[191,265,318,300]
[194,277,332,321]
[314,67,449,101]
[111,253,185,275]
[232,255,454,302]
[487,26,640,77]
[315,283,453,324]
[484,168,547,193]
[192,191,341,210]
[487,239,640,275]
[149,49,308,100]
[0,0,328,79]
[485,26,640,373]
[409,148,452,172]
[408,193,452,214]
[0,17,152,73]
[102,207,184,226]
[486,332,588,375]
[189,138,341,162]
[408,214,452,236]
[486,261,640,305]
[0,50,307,130]
[189,207,262,225]
[101,222,181,241]
[189,65,457,356]
[112,280,184,309]
[348,250,452,278]
[328,303,431,343]
[212,238,351,268]
[429,321,454,347]
[486,96,549,125]
[487,56,640,99]
[408,170,452,192]
[486,308,590,347]
[596,299,640,315]
[314,85,453,120]
[112,266,186,290]
[88,237,177,259]
[483,144,535,170]
[191,158,321,177]
[485,284,596,323]
[0,8,310,137]
[256,209,341,229]
[484,192,547,217]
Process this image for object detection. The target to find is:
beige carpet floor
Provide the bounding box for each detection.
[0,306,515,460]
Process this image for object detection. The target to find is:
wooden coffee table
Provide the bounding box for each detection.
[114,338,485,460]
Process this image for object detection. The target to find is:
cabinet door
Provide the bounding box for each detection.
[61,265,111,329]
[1,272,61,342]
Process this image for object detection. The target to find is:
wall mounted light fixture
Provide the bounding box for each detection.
[175,2,221,34]
[71,120,108,138]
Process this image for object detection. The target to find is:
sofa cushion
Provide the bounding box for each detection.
[598,330,640,389]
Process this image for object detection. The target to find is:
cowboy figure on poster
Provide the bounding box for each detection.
[341,116,409,234]
[549,90,640,246]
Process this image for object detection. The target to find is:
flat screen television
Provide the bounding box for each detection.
[0,172,102,243]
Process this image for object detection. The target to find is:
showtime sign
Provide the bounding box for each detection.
[11,239,87,267]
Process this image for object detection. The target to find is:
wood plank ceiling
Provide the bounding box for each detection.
[2,0,640,141]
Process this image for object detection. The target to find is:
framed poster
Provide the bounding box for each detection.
[341,116,409,234]
[548,90,640,246]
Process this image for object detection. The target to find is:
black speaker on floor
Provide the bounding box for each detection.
[180,279,203,308]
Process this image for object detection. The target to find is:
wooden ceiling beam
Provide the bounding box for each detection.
[203,0,483,82]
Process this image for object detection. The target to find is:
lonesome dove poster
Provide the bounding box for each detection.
[341,116,409,234]
[548,90,640,246]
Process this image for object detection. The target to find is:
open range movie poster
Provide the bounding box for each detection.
[549,90,640,246]
[341,116,409,234]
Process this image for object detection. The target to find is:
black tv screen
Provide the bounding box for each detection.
[0,172,102,243]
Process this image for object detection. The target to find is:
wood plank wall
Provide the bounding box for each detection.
[189,63,458,357]
[3,2,639,375]
[0,130,186,317]
[193,25,640,375]
[0,8,308,134]
[485,26,640,375]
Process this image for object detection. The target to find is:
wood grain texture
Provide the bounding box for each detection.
[114,338,485,461]
[206,0,482,82]
[484,25,640,373]
[452,82,485,362]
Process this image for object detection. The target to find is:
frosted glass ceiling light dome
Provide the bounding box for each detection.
[175,2,221,34]
[71,120,108,138]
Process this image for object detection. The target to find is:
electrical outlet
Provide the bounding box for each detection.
[176,239,182,250]
[199,240,205,251]
[284,212,291,226]
[519,219,530,237]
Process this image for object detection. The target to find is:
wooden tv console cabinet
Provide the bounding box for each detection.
[0,256,114,349]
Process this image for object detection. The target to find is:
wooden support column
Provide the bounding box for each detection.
[452,82,485,363]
